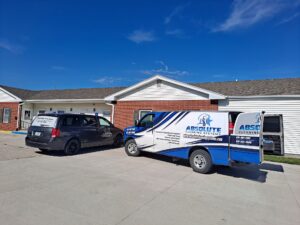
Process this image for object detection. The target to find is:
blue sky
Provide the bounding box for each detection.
[0,0,300,90]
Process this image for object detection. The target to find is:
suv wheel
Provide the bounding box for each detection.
[113,134,123,147]
[189,149,212,174]
[125,139,140,156]
[64,139,80,155]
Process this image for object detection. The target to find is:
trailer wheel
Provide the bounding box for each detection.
[189,149,212,174]
[125,139,140,156]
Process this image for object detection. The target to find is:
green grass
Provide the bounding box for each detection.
[264,154,300,165]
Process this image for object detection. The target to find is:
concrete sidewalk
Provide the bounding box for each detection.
[0,133,299,225]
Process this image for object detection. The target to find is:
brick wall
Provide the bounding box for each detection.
[113,100,218,130]
[0,102,19,131]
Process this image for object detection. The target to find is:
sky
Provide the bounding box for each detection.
[0,0,300,90]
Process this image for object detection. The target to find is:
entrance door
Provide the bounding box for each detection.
[229,112,263,164]
[263,114,284,155]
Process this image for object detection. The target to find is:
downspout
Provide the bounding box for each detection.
[18,102,25,130]
[105,102,115,123]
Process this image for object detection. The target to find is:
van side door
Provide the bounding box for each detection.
[230,112,263,164]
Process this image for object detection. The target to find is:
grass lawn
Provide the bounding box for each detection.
[264,154,300,165]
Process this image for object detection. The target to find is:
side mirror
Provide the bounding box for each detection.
[134,119,139,126]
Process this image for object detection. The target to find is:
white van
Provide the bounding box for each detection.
[123,111,264,174]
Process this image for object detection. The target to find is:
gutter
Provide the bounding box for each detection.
[105,102,115,123]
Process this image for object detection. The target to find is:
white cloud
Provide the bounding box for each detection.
[51,66,66,71]
[93,76,123,84]
[142,61,189,78]
[0,39,24,54]
[164,3,190,25]
[277,12,300,25]
[127,30,156,43]
[213,0,297,32]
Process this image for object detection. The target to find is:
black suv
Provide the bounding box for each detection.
[25,113,123,155]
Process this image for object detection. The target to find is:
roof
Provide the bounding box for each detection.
[192,78,300,96]
[104,75,226,101]
[0,85,37,100]
[1,77,300,101]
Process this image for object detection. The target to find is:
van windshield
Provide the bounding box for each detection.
[31,116,58,128]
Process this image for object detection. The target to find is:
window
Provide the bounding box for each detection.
[138,114,155,128]
[24,110,31,120]
[82,116,97,127]
[38,110,46,114]
[61,116,81,127]
[139,110,152,119]
[2,108,11,124]
[57,110,65,114]
[99,117,111,127]
[263,116,281,133]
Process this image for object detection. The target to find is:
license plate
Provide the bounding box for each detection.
[34,132,41,136]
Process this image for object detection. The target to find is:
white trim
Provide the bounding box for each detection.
[104,75,226,101]
[0,87,22,102]
[25,99,105,103]
[105,102,115,123]
[228,95,300,100]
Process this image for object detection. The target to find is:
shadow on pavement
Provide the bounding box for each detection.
[141,152,282,183]
[35,145,121,157]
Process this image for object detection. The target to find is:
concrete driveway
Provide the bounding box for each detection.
[0,133,299,225]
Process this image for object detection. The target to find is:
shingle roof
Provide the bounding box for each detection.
[25,87,125,100]
[1,77,300,100]
[0,85,38,100]
[191,78,300,96]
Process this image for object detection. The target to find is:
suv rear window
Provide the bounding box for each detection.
[31,116,58,128]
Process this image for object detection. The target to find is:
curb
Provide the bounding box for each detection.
[0,130,27,135]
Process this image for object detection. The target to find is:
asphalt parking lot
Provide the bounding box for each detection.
[0,133,300,225]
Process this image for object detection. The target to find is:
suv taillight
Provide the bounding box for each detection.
[51,128,60,138]
[229,122,234,135]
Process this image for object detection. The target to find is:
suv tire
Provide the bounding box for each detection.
[64,139,80,155]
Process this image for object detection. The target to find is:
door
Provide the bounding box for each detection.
[134,113,155,151]
[80,116,99,148]
[98,117,113,145]
[229,112,263,164]
[263,114,284,155]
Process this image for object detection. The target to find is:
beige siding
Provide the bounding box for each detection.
[219,98,300,155]
[119,80,209,101]
[0,89,19,102]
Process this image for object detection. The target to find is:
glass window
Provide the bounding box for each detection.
[139,110,152,119]
[99,117,111,127]
[263,116,281,132]
[24,110,31,120]
[57,110,65,114]
[31,116,58,128]
[139,114,155,128]
[2,108,11,124]
[82,116,97,127]
[62,116,81,127]
[38,110,46,114]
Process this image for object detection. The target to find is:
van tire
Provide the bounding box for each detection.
[189,149,212,174]
[113,134,123,147]
[125,139,140,156]
[64,139,80,155]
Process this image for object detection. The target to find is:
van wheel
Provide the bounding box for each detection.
[113,134,123,147]
[64,139,80,155]
[125,139,140,156]
[189,150,212,174]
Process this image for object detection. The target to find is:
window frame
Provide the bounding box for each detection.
[2,108,11,124]
[138,109,152,120]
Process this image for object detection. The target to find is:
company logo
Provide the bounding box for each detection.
[198,114,212,126]
[238,113,261,134]
[186,113,222,136]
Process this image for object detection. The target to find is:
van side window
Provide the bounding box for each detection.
[139,114,154,128]
[62,116,81,127]
[82,116,97,127]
